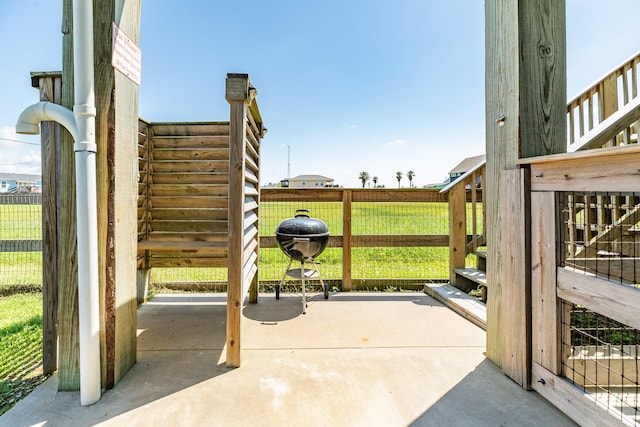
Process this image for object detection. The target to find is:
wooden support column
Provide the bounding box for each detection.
[499,168,531,388]
[226,74,250,368]
[59,0,80,390]
[33,72,63,375]
[485,0,566,380]
[342,189,353,291]
[95,0,141,388]
[59,0,140,390]
[448,182,467,285]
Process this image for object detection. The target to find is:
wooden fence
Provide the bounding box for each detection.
[261,187,456,290]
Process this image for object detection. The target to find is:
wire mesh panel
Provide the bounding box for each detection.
[350,194,449,285]
[0,194,42,290]
[260,200,342,283]
[562,301,639,425]
[261,188,450,290]
[561,191,640,286]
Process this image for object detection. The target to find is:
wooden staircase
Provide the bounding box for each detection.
[430,50,640,329]
[425,250,488,330]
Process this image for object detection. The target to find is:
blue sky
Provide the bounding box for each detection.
[0,1,638,187]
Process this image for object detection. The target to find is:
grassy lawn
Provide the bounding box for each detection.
[0,292,48,416]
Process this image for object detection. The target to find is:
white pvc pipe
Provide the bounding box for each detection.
[72,0,100,406]
[15,101,78,140]
[16,0,101,406]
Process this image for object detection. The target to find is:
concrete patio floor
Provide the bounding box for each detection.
[1,291,576,426]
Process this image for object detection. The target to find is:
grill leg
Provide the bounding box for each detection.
[312,260,328,299]
[301,260,307,314]
[277,258,293,300]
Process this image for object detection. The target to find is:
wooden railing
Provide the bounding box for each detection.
[519,145,640,426]
[260,188,449,291]
[567,50,640,151]
[439,160,486,291]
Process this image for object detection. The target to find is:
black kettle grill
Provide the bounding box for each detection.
[275,209,329,312]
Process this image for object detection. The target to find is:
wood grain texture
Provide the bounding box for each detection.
[35,73,61,375]
[485,0,566,369]
[499,169,530,388]
[557,267,640,331]
[58,0,80,391]
[530,191,561,374]
[225,93,247,367]
[342,189,353,291]
[448,183,467,287]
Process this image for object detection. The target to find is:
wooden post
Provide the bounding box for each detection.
[226,74,250,367]
[94,0,141,388]
[531,191,561,375]
[58,0,80,390]
[58,0,140,390]
[485,0,566,380]
[499,169,531,388]
[33,72,63,375]
[342,189,353,291]
[448,183,467,285]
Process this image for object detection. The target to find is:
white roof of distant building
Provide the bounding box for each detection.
[448,154,486,175]
[0,172,41,182]
[288,174,334,181]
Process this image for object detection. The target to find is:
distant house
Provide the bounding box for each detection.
[447,154,486,184]
[279,174,335,188]
[0,173,42,193]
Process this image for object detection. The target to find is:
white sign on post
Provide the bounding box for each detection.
[112,23,141,86]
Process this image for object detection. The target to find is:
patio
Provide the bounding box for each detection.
[1,291,575,426]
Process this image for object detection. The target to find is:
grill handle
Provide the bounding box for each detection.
[293,237,310,243]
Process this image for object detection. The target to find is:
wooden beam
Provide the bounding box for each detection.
[530,191,561,375]
[342,189,353,291]
[528,148,640,192]
[557,267,640,331]
[485,0,566,370]
[225,74,249,368]
[448,183,467,287]
[34,72,62,375]
[58,0,80,391]
[499,169,531,388]
[532,363,628,426]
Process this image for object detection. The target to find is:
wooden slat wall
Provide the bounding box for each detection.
[137,121,231,269]
[243,101,262,301]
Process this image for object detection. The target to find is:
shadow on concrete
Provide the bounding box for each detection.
[410,359,578,426]
[0,294,234,426]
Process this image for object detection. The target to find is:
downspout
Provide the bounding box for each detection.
[16,0,101,406]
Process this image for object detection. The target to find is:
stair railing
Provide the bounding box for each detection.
[440,160,486,288]
[568,49,640,151]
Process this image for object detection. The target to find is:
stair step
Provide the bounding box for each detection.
[474,250,487,259]
[454,268,488,287]
[424,283,486,330]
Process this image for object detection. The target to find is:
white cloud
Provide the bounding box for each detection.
[0,126,41,174]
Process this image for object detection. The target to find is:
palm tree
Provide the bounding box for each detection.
[358,171,370,188]
[396,171,403,188]
[372,176,378,188]
[407,170,415,188]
